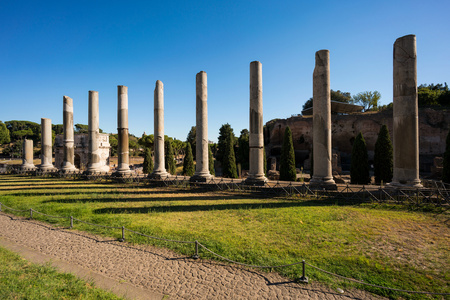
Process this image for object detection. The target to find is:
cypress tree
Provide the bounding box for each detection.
[142,147,153,174]
[374,125,393,184]
[350,132,370,184]
[182,143,195,176]
[280,126,297,181]
[237,129,249,170]
[263,146,267,176]
[209,144,215,176]
[164,140,176,175]
[222,132,238,178]
[442,130,450,183]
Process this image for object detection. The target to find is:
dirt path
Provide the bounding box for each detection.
[0,213,385,300]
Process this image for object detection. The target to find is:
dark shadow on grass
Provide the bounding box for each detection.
[92,198,367,214]
[7,189,192,197]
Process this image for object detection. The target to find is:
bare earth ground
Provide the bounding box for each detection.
[0,213,386,300]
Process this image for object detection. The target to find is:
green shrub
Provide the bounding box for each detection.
[280,126,296,181]
[351,132,370,184]
[182,143,195,176]
[374,125,393,184]
[142,147,153,174]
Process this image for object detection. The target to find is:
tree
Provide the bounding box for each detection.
[280,126,297,181]
[165,140,176,174]
[237,129,249,170]
[142,147,153,174]
[352,91,381,112]
[209,144,215,176]
[350,132,370,184]
[6,120,40,143]
[222,131,238,178]
[418,83,450,107]
[75,123,103,134]
[138,134,154,150]
[52,124,64,135]
[374,125,393,184]
[109,134,118,156]
[186,126,196,160]
[182,143,195,176]
[442,130,450,183]
[302,90,352,111]
[0,121,11,144]
[217,124,235,164]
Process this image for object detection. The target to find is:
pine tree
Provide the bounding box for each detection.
[222,131,238,178]
[142,147,153,174]
[208,144,215,176]
[186,126,196,160]
[237,129,249,170]
[164,140,176,175]
[280,126,297,181]
[442,130,450,183]
[182,143,195,176]
[350,132,370,184]
[374,125,393,184]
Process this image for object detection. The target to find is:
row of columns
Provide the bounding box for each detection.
[20,63,269,183]
[21,34,421,187]
[311,34,421,188]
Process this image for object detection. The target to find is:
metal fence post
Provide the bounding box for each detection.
[29,208,33,219]
[0,203,2,212]
[119,226,125,242]
[193,240,199,259]
[70,216,73,229]
[298,260,308,283]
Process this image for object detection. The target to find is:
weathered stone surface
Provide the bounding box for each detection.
[21,139,36,170]
[115,85,131,176]
[310,50,335,187]
[391,34,421,187]
[87,91,109,173]
[61,96,77,172]
[40,118,55,171]
[191,71,212,182]
[150,80,168,179]
[265,108,449,174]
[246,61,267,184]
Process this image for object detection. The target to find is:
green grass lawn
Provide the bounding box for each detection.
[0,174,448,299]
[0,246,122,299]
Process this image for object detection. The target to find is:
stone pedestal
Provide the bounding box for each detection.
[246,61,268,185]
[390,35,422,187]
[310,50,336,189]
[86,91,103,174]
[40,118,55,171]
[61,96,78,172]
[149,80,168,179]
[21,139,36,170]
[114,85,131,176]
[191,71,212,182]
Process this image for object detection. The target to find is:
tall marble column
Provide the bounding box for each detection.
[21,139,36,170]
[150,80,168,178]
[391,35,422,187]
[191,71,212,182]
[61,96,78,172]
[86,91,102,174]
[310,50,336,188]
[40,118,55,171]
[114,85,131,176]
[246,61,268,184]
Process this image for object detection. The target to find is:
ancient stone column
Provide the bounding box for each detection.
[61,96,78,172]
[21,139,36,170]
[150,80,168,178]
[114,85,131,176]
[40,118,55,171]
[246,61,268,184]
[310,50,336,188]
[391,35,422,187]
[191,71,212,182]
[86,91,102,174]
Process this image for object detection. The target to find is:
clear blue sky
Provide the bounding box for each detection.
[1,0,449,142]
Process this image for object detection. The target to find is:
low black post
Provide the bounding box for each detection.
[193,240,199,259]
[119,226,125,242]
[298,260,309,283]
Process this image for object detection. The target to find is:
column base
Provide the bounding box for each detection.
[309,176,337,190]
[113,169,132,177]
[245,175,268,186]
[21,164,36,171]
[190,174,212,182]
[39,165,56,172]
[388,179,423,188]
[149,171,169,179]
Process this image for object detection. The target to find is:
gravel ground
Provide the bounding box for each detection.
[0,213,385,300]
